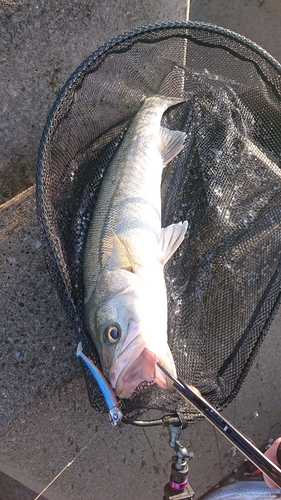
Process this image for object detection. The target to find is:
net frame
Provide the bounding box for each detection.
[37,21,281,425]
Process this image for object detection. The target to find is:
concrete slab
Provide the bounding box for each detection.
[0,471,48,500]
[0,0,188,205]
[190,0,281,64]
[0,187,78,431]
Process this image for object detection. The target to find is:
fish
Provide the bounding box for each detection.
[83,95,188,399]
[201,481,281,499]
[76,342,122,425]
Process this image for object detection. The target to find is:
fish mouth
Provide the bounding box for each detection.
[109,334,176,399]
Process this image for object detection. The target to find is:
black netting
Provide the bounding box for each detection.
[37,21,281,425]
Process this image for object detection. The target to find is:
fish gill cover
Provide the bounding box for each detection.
[37,21,281,425]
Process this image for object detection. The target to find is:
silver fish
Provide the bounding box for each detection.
[83,95,187,399]
[202,481,281,499]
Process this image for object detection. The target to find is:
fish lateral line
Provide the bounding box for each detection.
[76,342,122,425]
[83,95,186,399]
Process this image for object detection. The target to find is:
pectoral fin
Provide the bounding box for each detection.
[160,221,188,265]
[159,126,186,165]
[112,230,139,273]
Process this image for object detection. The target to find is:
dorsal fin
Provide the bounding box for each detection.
[159,126,186,166]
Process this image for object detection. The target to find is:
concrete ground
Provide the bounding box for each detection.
[0,0,188,205]
[1,0,281,499]
[191,0,281,62]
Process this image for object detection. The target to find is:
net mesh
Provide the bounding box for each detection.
[37,21,281,425]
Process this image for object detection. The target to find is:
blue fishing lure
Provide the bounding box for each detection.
[76,342,122,425]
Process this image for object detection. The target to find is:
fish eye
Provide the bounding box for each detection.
[103,324,121,344]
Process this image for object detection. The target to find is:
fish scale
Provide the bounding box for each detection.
[83,95,188,399]
[84,97,183,296]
